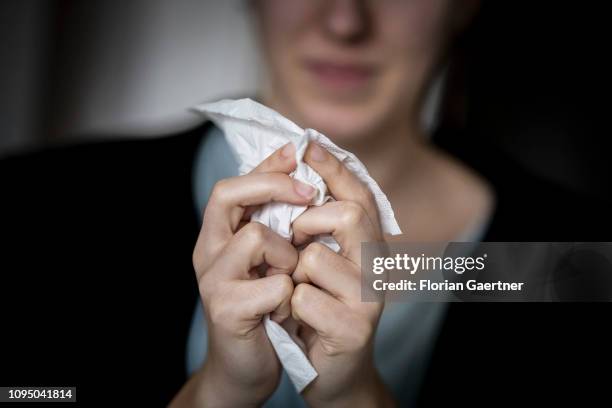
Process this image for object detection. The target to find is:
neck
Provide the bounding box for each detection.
[340,116,430,197]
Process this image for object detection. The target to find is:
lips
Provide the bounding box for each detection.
[303,60,375,90]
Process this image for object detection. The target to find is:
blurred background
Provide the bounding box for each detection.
[1,0,258,153]
[0,0,609,197]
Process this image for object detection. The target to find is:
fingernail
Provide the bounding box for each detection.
[309,143,326,162]
[281,142,295,158]
[294,180,316,199]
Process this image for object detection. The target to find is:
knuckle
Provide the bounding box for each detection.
[238,222,268,246]
[338,201,366,228]
[206,295,234,328]
[197,273,219,302]
[209,178,232,203]
[192,242,214,280]
[291,283,310,309]
[300,242,325,269]
[198,271,222,307]
[274,274,294,299]
[192,247,202,272]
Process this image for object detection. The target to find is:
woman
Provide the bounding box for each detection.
[2,1,609,407]
[173,1,486,406]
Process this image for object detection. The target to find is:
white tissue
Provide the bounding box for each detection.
[193,98,402,392]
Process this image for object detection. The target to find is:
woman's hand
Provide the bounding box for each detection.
[171,143,317,408]
[290,143,395,408]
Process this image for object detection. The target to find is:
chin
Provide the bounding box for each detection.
[292,98,386,145]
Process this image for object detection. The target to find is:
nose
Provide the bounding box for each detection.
[322,0,370,43]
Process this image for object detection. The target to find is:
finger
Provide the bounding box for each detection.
[304,142,380,230]
[293,242,360,303]
[292,201,379,262]
[234,143,296,236]
[250,142,296,174]
[199,222,298,281]
[292,283,377,354]
[204,274,293,334]
[201,172,316,244]
[291,283,350,339]
[234,274,294,324]
[242,143,295,233]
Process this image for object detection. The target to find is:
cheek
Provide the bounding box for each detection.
[379,0,450,54]
[258,0,318,42]
[258,1,318,75]
[375,0,450,103]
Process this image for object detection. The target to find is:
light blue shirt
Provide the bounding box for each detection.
[187,125,449,406]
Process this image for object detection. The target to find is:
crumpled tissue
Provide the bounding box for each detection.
[193,98,402,392]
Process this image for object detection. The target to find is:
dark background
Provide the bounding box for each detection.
[454,1,610,197]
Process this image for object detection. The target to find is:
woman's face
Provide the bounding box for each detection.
[255,0,463,142]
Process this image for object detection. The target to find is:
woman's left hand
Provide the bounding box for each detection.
[290,143,395,408]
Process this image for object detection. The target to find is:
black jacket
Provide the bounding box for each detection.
[1,123,610,406]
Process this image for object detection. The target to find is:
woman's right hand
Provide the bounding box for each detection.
[171,143,317,408]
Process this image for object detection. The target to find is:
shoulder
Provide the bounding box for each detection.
[432,126,612,241]
[1,121,210,185]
